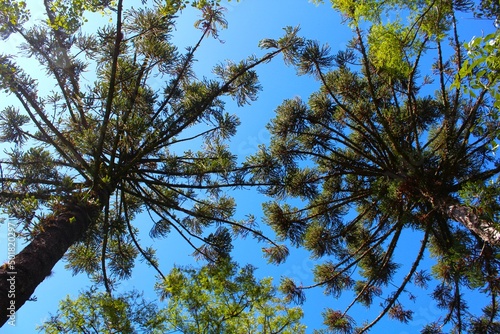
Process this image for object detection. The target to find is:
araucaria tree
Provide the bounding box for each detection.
[248,0,500,332]
[0,0,300,325]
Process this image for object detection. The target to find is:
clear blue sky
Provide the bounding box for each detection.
[0,0,495,333]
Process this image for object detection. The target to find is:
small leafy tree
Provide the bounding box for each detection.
[248,0,500,332]
[39,260,306,333]
[0,0,301,325]
[158,259,306,333]
[38,288,167,333]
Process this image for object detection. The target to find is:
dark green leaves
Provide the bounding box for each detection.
[195,5,227,40]
[0,106,29,145]
[270,97,309,137]
[263,202,307,246]
[313,262,354,298]
[303,223,342,258]
[279,277,306,304]
[262,244,290,264]
[259,26,304,67]
[296,40,334,77]
[213,58,262,106]
[0,0,305,326]
[250,1,500,332]
[195,226,233,261]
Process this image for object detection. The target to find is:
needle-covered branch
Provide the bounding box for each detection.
[250,1,500,332]
[0,0,297,325]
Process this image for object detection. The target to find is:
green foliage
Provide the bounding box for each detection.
[46,0,116,33]
[0,0,29,39]
[0,0,297,324]
[37,288,167,333]
[279,277,306,305]
[458,31,500,90]
[40,260,305,333]
[474,0,500,19]
[313,309,355,334]
[459,180,500,221]
[0,106,29,145]
[455,31,500,149]
[190,0,236,10]
[248,0,500,332]
[156,259,306,333]
[368,22,412,78]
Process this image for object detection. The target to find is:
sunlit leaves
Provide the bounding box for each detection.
[330,0,396,23]
[38,288,167,333]
[458,31,500,91]
[157,259,306,333]
[368,22,413,78]
[0,0,29,39]
[456,31,500,150]
[46,0,115,34]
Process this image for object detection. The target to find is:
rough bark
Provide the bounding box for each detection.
[447,204,500,246]
[0,200,100,326]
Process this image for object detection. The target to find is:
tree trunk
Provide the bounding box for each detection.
[0,200,101,327]
[447,204,500,246]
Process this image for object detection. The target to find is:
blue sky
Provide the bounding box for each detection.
[0,0,496,333]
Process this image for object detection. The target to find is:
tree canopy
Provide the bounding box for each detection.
[39,259,305,333]
[0,0,299,325]
[1,0,500,332]
[38,288,167,333]
[248,0,500,332]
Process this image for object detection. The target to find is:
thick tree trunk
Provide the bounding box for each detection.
[0,201,100,327]
[447,204,500,246]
